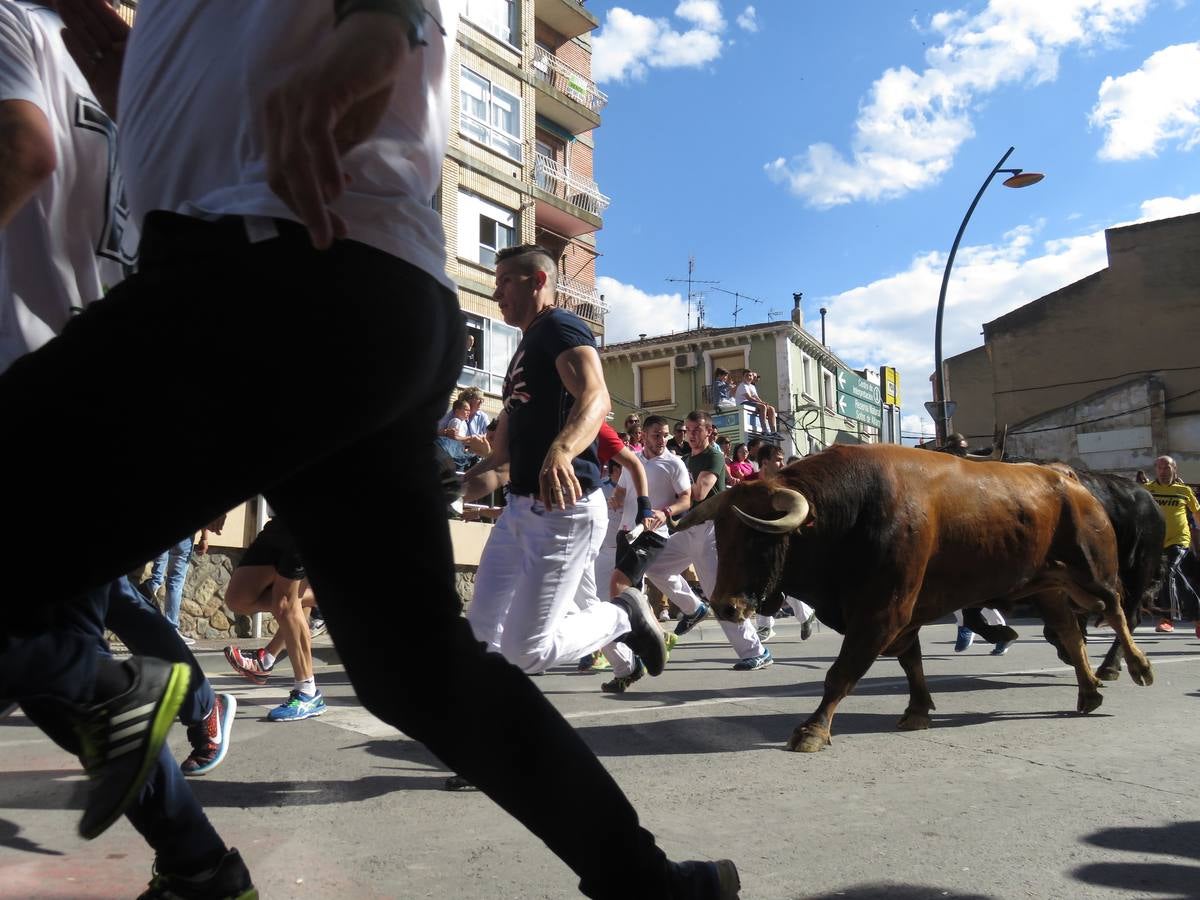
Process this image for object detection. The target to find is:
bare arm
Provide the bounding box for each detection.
[691,470,717,503]
[462,463,508,503]
[541,344,609,509]
[0,100,54,228]
[464,410,511,481]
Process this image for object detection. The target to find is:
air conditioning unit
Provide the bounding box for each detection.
[674,352,697,370]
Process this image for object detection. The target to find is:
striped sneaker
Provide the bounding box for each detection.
[75,657,191,839]
[224,646,273,686]
[267,690,326,722]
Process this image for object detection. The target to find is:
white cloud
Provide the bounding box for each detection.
[736,5,758,32]
[1091,42,1200,160]
[675,0,725,32]
[593,5,725,83]
[765,0,1152,207]
[597,276,691,344]
[814,192,1200,434]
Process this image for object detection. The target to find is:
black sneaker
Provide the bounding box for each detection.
[612,587,666,677]
[601,657,645,694]
[75,656,191,839]
[674,601,710,637]
[443,774,477,792]
[138,847,257,899]
[667,859,741,898]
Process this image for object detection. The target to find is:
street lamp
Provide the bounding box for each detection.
[932,146,1043,443]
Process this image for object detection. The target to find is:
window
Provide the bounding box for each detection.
[460,67,521,160]
[638,361,673,408]
[457,190,516,269]
[822,370,835,411]
[459,313,521,395]
[462,0,515,45]
[801,355,813,398]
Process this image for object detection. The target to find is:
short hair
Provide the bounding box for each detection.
[495,244,558,282]
[644,415,669,431]
[786,455,801,465]
[714,367,728,378]
[452,397,470,411]
[685,409,711,426]
[757,443,783,464]
[458,387,484,404]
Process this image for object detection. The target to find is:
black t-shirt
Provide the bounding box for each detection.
[503,308,601,497]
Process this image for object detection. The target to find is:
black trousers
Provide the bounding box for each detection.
[0,213,667,897]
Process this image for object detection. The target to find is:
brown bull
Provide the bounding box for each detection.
[678,443,1153,753]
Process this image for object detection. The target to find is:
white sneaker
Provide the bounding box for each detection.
[177,628,196,647]
[657,608,671,622]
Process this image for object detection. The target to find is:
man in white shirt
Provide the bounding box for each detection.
[2,2,739,896]
[734,369,777,434]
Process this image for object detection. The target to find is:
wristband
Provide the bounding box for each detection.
[636,496,653,522]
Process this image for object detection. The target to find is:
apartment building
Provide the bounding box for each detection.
[446,0,609,405]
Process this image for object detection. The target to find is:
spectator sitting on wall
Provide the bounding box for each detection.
[711,368,737,412]
[435,398,476,472]
[439,386,488,437]
[735,369,778,434]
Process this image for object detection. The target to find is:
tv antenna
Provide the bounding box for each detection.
[666,255,718,330]
[766,308,785,321]
[707,285,766,326]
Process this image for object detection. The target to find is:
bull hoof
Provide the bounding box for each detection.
[1130,660,1154,686]
[1077,691,1104,714]
[1096,665,1121,682]
[786,725,831,753]
[897,711,932,731]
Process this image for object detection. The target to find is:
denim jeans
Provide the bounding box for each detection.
[148,535,194,627]
[0,581,225,873]
[0,213,673,898]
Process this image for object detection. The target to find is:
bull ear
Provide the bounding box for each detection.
[732,488,810,535]
[676,491,731,530]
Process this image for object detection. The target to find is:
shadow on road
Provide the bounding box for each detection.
[0,817,62,856]
[796,885,991,899]
[1072,821,1200,898]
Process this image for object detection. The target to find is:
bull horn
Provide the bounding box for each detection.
[676,491,731,530]
[732,488,810,534]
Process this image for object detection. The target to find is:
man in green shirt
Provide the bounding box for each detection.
[1145,455,1200,634]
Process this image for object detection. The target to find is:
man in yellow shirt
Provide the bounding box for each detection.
[1145,455,1200,634]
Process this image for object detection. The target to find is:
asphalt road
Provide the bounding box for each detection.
[3,616,1200,899]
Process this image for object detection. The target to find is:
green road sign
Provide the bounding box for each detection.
[837,392,882,427]
[837,368,881,406]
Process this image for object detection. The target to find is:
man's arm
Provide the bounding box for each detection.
[541,344,609,509]
[612,444,654,529]
[0,99,54,228]
[691,470,717,503]
[464,410,511,481]
[462,462,508,503]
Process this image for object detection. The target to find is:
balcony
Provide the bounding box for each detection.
[534,0,598,40]
[532,46,606,135]
[533,152,610,237]
[555,277,609,326]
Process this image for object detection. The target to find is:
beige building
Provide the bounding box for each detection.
[944,211,1200,478]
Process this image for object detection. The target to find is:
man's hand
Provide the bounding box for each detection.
[264,12,420,249]
[539,446,582,511]
[55,0,129,118]
[196,531,210,556]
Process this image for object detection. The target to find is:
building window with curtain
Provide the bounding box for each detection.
[638,361,673,408]
[457,190,516,269]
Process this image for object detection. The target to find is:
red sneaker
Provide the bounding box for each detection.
[1155,620,1175,633]
[223,646,273,685]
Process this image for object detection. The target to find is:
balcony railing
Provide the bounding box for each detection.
[534,153,611,216]
[532,46,608,113]
[555,277,609,324]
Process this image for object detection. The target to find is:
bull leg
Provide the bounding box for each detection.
[1096,589,1153,687]
[787,621,900,753]
[1037,597,1103,714]
[1095,635,1124,682]
[892,632,935,731]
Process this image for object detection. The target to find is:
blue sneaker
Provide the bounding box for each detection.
[954,626,974,653]
[267,690,326,722]
[732,647,773,671]
[674,601,710,637]
[991,639,1013,656]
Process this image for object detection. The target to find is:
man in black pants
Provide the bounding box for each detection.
[1,1,738,897]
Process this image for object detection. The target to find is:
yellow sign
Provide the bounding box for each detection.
[883,366,900,407]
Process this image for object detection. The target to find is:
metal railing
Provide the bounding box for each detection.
[555,277,609,324]
[534,153,611,216]
[531,46,608,113]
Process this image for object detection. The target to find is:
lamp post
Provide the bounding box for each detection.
[932,146,1043,443]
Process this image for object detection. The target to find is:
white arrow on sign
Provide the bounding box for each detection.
[838,395,847,414]
[838,370,846,389]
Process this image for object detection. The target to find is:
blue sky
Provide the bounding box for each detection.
[586,0,1200,440]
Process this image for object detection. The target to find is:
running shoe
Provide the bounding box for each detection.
[176,628,196,647]
[800,611,816,641]
[267,690,326,722]
[756,625,775,643]
[223,647,273,686]
[674,601,710,637]
[137,847,257,899]
[731,648,773,671]
[1156,619,1175,633]
[991,640,1013,656]
[75,657,191,839]
[666,859,741,899]
[664,632,679,662]
[182,693,237,777]
[309,613,328,640]
[444,774,476,792]
[657,608,671,622]
[613,587,666,676]
[954,626,975,651]
[601,657,646,694]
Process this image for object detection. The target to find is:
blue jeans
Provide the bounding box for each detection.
[435,435,472,470]
[149,535,194,627]
[0,580,225,873]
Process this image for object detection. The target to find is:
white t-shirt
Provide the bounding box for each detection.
[445,415,468,439]
[0,1,138,374]
[117,0,459,292]
[618,450,691,537]
[735,381,760,405]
